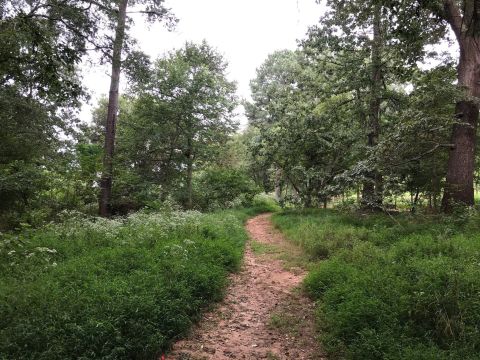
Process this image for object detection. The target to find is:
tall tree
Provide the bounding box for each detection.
[384,0,480,209]
[246,50,362,207]
[97,0,176,217]
[363,3,384,209]
[0,0,92,227]
[307,1,399,209]
[309,0,450,209]
[98,0,128,217]
[438,0,480,209]
[153,42,237,208]
[126,41,238,209]
[0,1,175,219]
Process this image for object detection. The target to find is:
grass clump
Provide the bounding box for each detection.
[251,240,279,255]
[240,193,281,217]
[268,312,301,334]
[272,209,480,360]
[0,209,253,359]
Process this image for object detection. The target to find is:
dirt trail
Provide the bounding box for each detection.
[168,213,324,360]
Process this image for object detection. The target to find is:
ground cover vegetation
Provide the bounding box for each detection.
[0,197,278,359]
[273,209,480,359]
[246,2,480,356]
[3,0,480,359]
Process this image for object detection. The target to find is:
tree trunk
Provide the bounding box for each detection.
[290,181,300,203]
[442,36,480,211]
[411,188,420,213]
[304,193,312,208]
[186,137,193,210]
[362,4,383,210]
[99,0,128,217]
[274,167,283,204]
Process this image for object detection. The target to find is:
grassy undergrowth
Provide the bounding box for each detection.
[272,209,480,360]
[0,198,276,360]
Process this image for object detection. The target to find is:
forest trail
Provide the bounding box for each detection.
[168,213,324,360]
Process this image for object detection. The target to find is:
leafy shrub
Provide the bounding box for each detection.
[274,209,480,360]
[0,209,251,359]
[191,168,260,210]
[250,193,281,213]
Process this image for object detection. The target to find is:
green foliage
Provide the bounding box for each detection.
[0,0,177,226]
[0,209,252,359]
[246,49,363,207]
[0,1,88,104]
[248,194,282,214]
[273,210,480,359]
[190,168,259,210]
[245,0,459,210]
[78,42,239,213]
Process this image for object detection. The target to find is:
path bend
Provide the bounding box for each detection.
[169,213,324,360]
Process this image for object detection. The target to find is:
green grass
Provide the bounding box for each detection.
[0,204,274,360]
[240,193,281,216]
[268,310,303,337]
[272,209,480,360]
[251,240,279,255]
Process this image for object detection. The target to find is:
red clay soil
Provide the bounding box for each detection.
[167,213,325,360]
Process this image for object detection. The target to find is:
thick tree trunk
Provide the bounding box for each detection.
[99,0,128,217]
[362,4,383,210]
[362,181,375,208]
[442,37,480,211]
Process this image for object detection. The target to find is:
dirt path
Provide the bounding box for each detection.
[168,213,324,360]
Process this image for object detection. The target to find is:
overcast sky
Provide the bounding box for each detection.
[79,0,326,124]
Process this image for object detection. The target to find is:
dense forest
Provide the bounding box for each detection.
[2,0,480,359]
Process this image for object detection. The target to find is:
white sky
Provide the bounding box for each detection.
[79,0,326,125]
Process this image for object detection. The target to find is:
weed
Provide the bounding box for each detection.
[274,209,480,360]
[268,312,301,334]
[251,240,279,255]
[0,208,263,359]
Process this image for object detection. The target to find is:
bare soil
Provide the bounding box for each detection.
[167,213,325,360]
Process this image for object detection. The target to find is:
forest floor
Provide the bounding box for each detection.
[168,213,325,360]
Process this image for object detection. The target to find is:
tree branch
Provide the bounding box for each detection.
[443,0,463,40]
[392,143,453,167]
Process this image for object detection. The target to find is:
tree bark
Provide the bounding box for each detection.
[362,3,383,210]
[304,193,312,208]
[441,1,480,210]
[411,188,420,213]
[186,137,193,210]
[274,167,283,204]
[99,0,128,217]
[442,99,479,210]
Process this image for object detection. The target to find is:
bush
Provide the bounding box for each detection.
[191,168,260,210]
[250,193,281,213]
[273,209,480,360]
[0,209,250,359]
